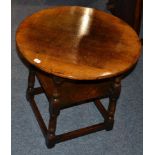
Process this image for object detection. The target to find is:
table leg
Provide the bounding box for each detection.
[46,76,61,148]
[105,78,121,131]
[26,69,35,101]
[26,69,48,137]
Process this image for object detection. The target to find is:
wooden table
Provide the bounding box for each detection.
[16,6,141,148]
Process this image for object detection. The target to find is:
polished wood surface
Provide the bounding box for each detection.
[16,6,141,80]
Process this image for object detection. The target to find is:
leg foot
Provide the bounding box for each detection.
[105,116,114,131]
[46,132,56,148]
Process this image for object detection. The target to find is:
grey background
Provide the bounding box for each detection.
[12,0,143,155]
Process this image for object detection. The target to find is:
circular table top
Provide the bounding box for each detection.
[16,6,141,80]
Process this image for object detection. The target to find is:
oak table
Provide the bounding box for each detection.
[16,6,141,148]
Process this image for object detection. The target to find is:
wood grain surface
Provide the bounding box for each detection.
[16,6,141,80]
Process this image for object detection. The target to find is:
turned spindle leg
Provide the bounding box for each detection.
[106,78,121,131]
[26,69,35,101]
[46,76,61,148]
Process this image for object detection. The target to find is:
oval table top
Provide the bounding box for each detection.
[16,6,141,80]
